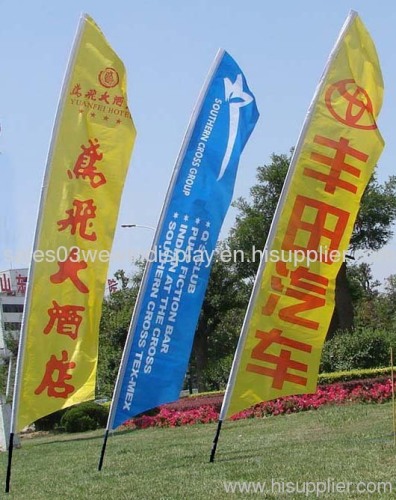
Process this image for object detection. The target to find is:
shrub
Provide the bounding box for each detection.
[60,402,108,433]
[320,327,395,373]
[35,409,66,431]
[318,367,391,385]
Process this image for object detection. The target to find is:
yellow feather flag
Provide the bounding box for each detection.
[223,11,384,419]
[11,14,136,432]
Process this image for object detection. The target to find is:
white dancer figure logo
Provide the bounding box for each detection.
[217,74,253,181]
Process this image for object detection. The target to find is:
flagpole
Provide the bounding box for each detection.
[5,14,87,493]
[209,10,358,462]
[98,48,226,470]
[391,348,396,446]
[98,429,109,471]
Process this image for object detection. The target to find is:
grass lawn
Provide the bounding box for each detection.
[1,402,396,499]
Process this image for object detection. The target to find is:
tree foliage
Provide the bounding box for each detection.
[97,267,143,397]
[351,175,396,251]
[229,152,291,280]
[190,252,249,391]
[352,270,396,332]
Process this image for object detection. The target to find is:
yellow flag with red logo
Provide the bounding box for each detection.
[12,14,136,431]
[223,11,384,418]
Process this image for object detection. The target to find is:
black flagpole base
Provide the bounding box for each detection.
[209,419,223,463]
[5,432,14,493]
[98,429,109,471]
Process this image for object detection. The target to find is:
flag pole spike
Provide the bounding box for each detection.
[98,429,109,471]
[209,419,223,462]
[5,432,14,493]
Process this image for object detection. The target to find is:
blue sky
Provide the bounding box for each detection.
[1,0,395,284]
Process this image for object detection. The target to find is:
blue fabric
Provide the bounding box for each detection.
[112,51,259,429]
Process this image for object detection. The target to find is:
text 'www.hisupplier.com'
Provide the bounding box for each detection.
[222,479,393,496]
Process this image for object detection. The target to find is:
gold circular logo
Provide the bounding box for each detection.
[98,68,119,88]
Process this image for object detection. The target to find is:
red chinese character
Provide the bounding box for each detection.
[16,274,27,294]
[50,248,89,293]
[99,91,110,104]
[262,262,328,330]
[70,83,82,97]
[85,89,97,100]
[44,300,85,340]
[113,95,124,107]
[107,278,118,294]
[0,274,11,293]
[67,139,106,188]
[57,199,97,241]
[35,350,76,398]
[305,135,368,194]
[283,195,350,256]
[246,328,312,389]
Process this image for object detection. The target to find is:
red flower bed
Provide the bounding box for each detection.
[131,405,219,430]
[122,377,393,430]
[165,393,223,412]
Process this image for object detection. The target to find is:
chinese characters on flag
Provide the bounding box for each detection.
[13,15,136,432]
[225,12,384,418]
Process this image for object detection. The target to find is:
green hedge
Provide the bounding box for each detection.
[320,327,396,373]
[184,367,394,400]
[317,367,392,385]
[60,402,108,433]
[35,409,66,431]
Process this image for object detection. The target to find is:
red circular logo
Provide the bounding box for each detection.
[325,79,377,130]
[98,68,119,88]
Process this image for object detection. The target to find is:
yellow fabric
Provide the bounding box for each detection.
[226,14,384,418]
[16,15,136,431]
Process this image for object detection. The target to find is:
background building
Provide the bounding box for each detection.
[0,269,27,359]
[0,269,26,451]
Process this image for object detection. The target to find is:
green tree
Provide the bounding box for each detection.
[353,272,396,331]
[351,176,396,251]
[190,252,249,391]
[229,152,290,281]
[97,267,143,397]
[383,275,396,328]
[346,261,382,329]
[331,175,396,333]
[347,261,380,303]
